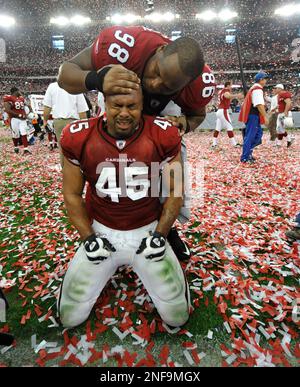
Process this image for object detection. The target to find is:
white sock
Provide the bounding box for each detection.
[230,137,237,146]
[213,138,218,146]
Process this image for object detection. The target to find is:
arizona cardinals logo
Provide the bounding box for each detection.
[116,140,126,150]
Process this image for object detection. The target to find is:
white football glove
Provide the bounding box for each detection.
[136,231,166,262]
[83,233,116,264]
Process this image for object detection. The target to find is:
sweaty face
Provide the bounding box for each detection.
[142,50,191,95]
[105,90,143,139]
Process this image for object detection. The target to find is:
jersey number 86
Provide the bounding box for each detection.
[108,30,135,64]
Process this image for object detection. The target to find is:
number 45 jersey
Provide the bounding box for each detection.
[61,115,181,230]
[91,26,216,115]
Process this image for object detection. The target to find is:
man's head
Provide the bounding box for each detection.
[254,71,268,87]
[142,37,204,95]
[105,87,143,139]
[10,87,21,97]
[224,81,232,91]
[274,84,284,94]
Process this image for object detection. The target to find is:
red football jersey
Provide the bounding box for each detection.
[61,115,181,230]
[277,91,292,113]
[3,95,26,119]
[218,88,231,109]
[91,26,216,114]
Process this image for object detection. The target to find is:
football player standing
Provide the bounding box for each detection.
[3,87,32,155]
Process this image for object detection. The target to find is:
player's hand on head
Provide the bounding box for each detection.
[83,233,116,264]
[102,65,140,95]
[136,231,166,262]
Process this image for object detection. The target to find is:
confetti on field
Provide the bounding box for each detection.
[0,129,299,367]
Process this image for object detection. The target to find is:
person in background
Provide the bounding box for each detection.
[275,84,294,148]
[239,72,269,163]
[212,80,243,148]
[3,87,32,155]
[43,81,88,166]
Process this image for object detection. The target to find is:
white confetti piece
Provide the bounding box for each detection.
[207,330,213,339]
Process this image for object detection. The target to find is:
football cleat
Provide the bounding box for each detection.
[167,227,191,262]
[285,228,300,242]
[14,147,19,154]
[23,149,32,155]
[287,137,295,148]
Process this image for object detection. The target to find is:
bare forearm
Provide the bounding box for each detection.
[257,104,267,118]
[284,102,292,116]
[155,197,183,237]
[64,194,93,240]
[58,62,89,94]
[43,107,51,125]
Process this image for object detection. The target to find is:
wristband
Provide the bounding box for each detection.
[83,233,96,244]
[152,231,165,240]
[85,66,112,92]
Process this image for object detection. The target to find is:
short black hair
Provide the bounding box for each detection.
[225,81,232,87]
[163,37,204,80]
[10,86,19,94]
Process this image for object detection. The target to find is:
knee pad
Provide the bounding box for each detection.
[62,262,99,304]
[58,282,93,329]
[148,257,185,303]
[60,302,90,329]
[157,277,190,328]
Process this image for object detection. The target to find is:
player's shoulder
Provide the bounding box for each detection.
[143,115,180,145]
[3,94,12,102]
[189,64,215,87]
[177,63,216,110]
[281,90,292,98]
[144,115,179,133]
[61,116,99,145]
[143,115,181,158]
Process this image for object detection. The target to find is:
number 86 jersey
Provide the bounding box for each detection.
[61,115,181,231]
[91,26,216,114]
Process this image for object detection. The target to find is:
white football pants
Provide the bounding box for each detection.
[58,220,190,329]
[10,118,28,138]
[215,109,233,131]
